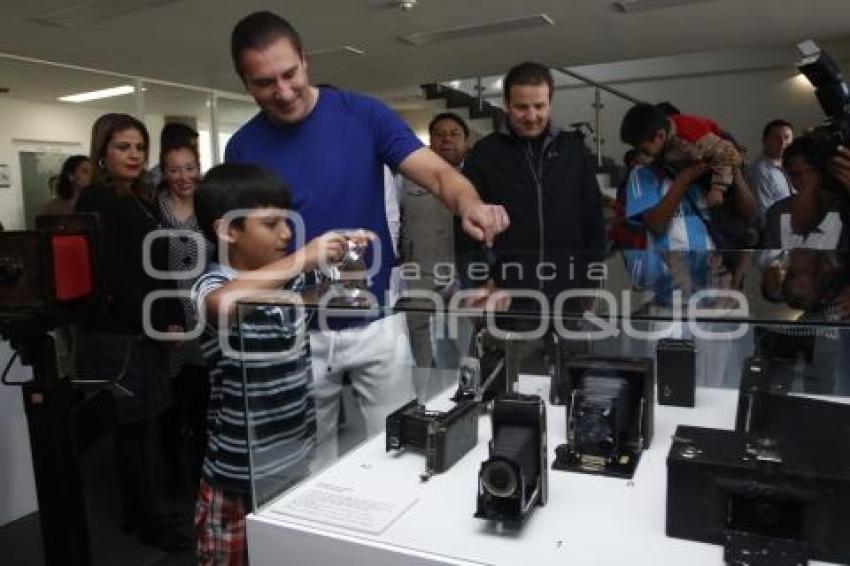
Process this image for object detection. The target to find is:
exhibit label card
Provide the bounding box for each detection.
[271,481,419,535]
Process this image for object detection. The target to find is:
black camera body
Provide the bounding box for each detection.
[386,399,479,480]
[553,355,654,479]
[475,393,547,525]
[549,330,591,406]
[452,329,509,403]
[735,358,850,452]
[0,214,98,321]
[797,40,850,158]
[667,424,850,565]
[655,338,695,407]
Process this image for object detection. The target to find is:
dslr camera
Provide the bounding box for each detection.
[475,393,547,525]
[797,40,850,157]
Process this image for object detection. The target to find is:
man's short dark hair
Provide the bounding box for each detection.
[195,164,293,244]
[231,11,304,78]
[503,62,554,101]
[428,112,469,138]
[620,103,671,146]
[160,122,198,147]
[762,119,793,141]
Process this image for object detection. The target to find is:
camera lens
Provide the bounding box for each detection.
[481,459,518,498]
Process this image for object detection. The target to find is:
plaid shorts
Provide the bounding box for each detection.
[195,479,250,566]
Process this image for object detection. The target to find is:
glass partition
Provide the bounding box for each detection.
[141,82,213,172]
[216,96,259,162]
[234,249,850,514]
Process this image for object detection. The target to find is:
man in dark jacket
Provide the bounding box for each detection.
[459,61,605,298]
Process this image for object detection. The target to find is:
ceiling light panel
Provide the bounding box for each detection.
[399,14,555,46]
[59,85,135,103]
[307,45,367,57]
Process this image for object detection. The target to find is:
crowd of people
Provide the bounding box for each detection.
[22,9,850,565]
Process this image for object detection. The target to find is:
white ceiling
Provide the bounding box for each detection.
[1,0,849,97]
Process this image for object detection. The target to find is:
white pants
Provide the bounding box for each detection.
[310,314,415,466]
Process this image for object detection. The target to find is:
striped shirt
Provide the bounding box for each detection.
[192,263,316,495]
[626,164,715,251]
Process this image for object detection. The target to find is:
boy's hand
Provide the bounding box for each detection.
[717,144,743,167]
[678,161,711,185]
[303,232,347,270]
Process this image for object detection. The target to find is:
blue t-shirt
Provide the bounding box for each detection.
[225,88,423,302]
[626,164,714,251]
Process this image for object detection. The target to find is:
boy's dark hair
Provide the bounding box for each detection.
[655,101,681,116]
[503,62,554,101]
[160,122,198,147]
[428,112,469,138]
[194,164,293,244]
[231,11,304,78]
[620,103,671,146]
[762,118,793,141]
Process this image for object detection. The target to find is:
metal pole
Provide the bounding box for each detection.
[133,78,145,121]
[553,66,643,105]
[209,92,220,166]
[593,87,603,168]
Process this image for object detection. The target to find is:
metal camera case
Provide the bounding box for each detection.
[475,393,547,525]
[553,355,654,479]
[385,399,479,481]
[667,424,850,566]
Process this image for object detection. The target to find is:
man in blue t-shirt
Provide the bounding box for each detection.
[225,11,509,463]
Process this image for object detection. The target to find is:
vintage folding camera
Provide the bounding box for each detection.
[452,329,509,403]
[553,355,654,479]
[385,398,479,480]
[667,424,850,565]
[475,393,547,525]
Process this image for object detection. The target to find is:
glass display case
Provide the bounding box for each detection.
[234,249,850,566]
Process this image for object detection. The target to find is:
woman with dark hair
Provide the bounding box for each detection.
[74,113,188,552]
[156,138,209,492]
[39,155,92,215]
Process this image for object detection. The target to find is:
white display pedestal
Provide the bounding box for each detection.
[247,377,835,566]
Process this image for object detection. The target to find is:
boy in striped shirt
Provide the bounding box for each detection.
[191,164,348,565]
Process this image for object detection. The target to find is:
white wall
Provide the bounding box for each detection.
[546,65,827,167]
[0,341,37,526]
[0,98,104,230]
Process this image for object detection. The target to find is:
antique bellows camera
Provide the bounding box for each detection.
[475,393,547,525]
[668,359,850,565]
[553,355,654,479]
[385,398,479,481]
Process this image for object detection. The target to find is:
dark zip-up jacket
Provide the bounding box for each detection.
[458,122,606,296]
